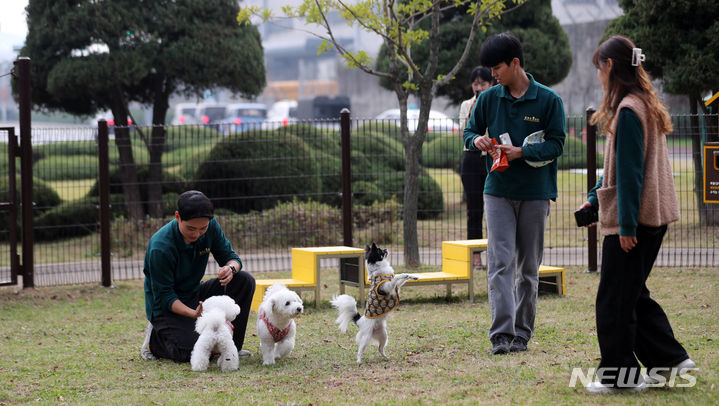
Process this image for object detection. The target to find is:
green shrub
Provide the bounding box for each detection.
[352,180,383,206]
[355,122,402,140]
[353,198,402,245]
[34,154,98,181]
[422,134,462,170]
[86,166,185,217]
[0,176,62,236]
[107,144,150,165]
[558,134,604,170]
[216,199,343,248]
[282,124,339,153]
[380,172,444,219]
[34,141,97,157]
[351,130,405,171]
[34,197,98,241]
[192,133,323,214]
[164,144,215,180]
[162,126,223,151]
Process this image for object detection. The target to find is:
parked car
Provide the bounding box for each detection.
[171,102,199,125]
[195,102,227,127]
[263,99,298,130]
[374,108,459,133]
[219,103,267,135]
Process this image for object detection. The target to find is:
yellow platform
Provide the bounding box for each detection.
[538,265,566,295]
[344,239,488,304]
[250,246,365,311]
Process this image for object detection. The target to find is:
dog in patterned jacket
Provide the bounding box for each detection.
[330,243,418,363]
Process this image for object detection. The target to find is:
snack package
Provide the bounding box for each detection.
[488,138,509,172]
[522,130,554,168]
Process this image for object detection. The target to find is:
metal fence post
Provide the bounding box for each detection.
[15,57,34,288]
[340,108,352,246]
[585,107,598,273]
[98,120,112,287]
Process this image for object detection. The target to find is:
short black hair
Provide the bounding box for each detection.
[479,32,523,68]
[470,66,493,84]
[177,190,214,220]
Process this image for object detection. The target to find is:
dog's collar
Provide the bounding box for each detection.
[259,311,291,343]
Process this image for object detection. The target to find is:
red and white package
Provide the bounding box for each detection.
[488,138,509,172]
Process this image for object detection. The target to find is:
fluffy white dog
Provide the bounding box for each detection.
[190,295,241,372]
[257,283,303,365]
[331,243,417,363]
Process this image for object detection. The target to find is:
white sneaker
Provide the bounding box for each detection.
[140,322,156,360]
[645,358,696,385]
[586,380,646,394]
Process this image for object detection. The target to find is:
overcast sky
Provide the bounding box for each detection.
[0,0,28,38]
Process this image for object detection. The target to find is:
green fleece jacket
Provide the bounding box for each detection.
[463,72,565,200]
[143,218,241,320]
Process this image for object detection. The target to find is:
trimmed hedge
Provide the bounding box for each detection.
[0,176,62,237]
[379,172,444,219]
[422,134,462,170]
[34,197,98,241]
[558,134,604,170]
[34,154,98,181]
[193,132,323,214]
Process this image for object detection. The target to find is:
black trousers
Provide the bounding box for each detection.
[460,151,487,239]
[596,225,689,385]
[149,270,256,362]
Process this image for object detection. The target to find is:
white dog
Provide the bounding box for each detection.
[190,295,241,372]
[257,283,303,365]
[331,243,418,363]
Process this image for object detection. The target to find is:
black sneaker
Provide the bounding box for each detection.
[509,336,528,352]
[490,334,511,355]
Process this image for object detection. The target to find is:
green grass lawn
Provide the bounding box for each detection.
[47,179,95,201]
[1,266,717,405]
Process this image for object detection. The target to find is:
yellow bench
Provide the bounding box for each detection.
[538,265,566,295]
[251,246,365,311]
[342,239,488,305]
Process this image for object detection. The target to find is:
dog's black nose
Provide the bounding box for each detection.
[297,307,303,313]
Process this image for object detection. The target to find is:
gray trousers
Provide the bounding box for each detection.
[484,195,550,341]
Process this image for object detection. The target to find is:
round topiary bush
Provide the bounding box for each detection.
[351,130,405,171]
[380,172,444,219]
[34,154,98,181]
[192,133,323,214]
[34,197,98,241]
[422,134,462,170]
[86,165,185,218]
[352,180,383,206]
[557,134,604,170]
[0,176,62,238]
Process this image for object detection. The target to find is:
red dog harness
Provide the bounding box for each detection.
[259,311,291,342]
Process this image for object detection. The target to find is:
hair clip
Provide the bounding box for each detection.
[631,48,645,66]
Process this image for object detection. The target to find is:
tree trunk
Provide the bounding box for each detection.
[111,104,143,221]
[146,90,170,218]
[689,95,719,225]
[401,85,434,268]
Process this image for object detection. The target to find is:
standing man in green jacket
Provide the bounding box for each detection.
[140,190,255,362]
[464,33,565,355]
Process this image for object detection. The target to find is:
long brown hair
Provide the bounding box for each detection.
[590,35,673,136]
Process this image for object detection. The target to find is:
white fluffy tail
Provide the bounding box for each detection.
[195,308,225,334]
[330,294,359,333]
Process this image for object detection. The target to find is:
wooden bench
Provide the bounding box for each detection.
[538,265,566,295]
[340,239,488,305]
[251,246,365,311]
